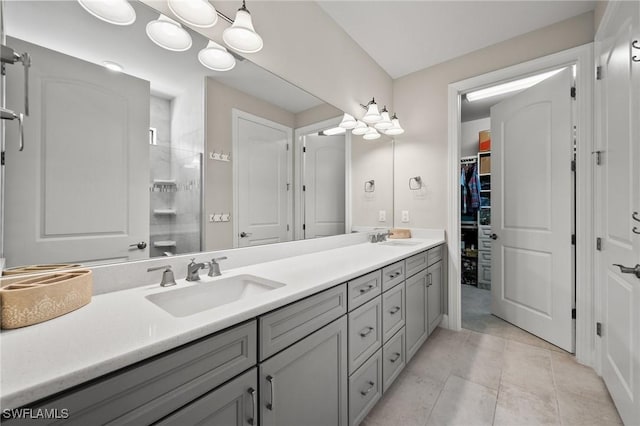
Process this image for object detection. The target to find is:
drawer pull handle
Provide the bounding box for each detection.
[359,284,375,294]
[248,387,257,425]
[266,375,275,410]
[390,352,401,363]
[360,381,375,396]
[359,326,374,337]
[388,271,401,278]
[389,306,401,315]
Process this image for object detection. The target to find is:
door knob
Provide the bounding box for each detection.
[490,233,498,240]
[129,241,147,250]
[240,232,252,238]
[613,264,640,278]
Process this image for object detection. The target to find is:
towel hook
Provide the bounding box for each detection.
[633,40,640,62]
[409,176,422,190]
[364,180,375,193]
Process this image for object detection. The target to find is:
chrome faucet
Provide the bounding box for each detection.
[207,257,228,277]
[186,258,205,281]
[147,265,176,287]
[370,231,392,243]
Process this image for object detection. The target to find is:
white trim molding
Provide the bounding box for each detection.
[446,43,595,367]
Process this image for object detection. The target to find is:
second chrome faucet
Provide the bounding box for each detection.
[186,257,228,281]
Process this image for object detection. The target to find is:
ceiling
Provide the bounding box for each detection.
[317,1,596,79]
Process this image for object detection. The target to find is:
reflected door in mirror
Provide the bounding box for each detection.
[4,38,150,267]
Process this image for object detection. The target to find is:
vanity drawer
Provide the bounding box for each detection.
[382,283,405,343]
[347,270,382,311]
[349,349,382,426]
[381,261,405,292]
[259,284,347,361]
[348,296,382,373]
[22,321,257,426]
[427,245,443,266]
[405,251,428,278]
[382,328,405,393]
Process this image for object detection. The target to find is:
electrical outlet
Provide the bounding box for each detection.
[378,210,386,222]
[401,210,410,223]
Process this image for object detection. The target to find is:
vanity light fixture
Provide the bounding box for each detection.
[351,120,368,136]
[374,106,392,130]
[223,0,263,53]
[384,113,405,136]
[146,14,193,52]
[168,0,218,28]
[363,127,381,140]
[77,0,136,26]
[103,61,124,72]
[362,98,382,124]
[198,40,236,71]
[338,113,357,129]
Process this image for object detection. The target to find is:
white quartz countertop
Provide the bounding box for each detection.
[0,237,444,409]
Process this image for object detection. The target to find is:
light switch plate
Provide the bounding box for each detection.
[401,210,409,223]
[378,210,386,222]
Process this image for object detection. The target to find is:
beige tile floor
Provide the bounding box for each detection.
[363,285,623,426]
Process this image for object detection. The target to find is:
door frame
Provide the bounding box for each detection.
[293,117,352,240]
[446,43,595,366]
[231,108,294,248]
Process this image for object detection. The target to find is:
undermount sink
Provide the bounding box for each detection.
[146,274,285,317]
[380,239,422,247]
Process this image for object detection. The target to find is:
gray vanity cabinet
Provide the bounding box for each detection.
[405,268,429,362]
[427,259,444,336]
[156,368,258,426]
[259,316,348,426]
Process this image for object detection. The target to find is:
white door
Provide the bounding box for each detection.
[490,68,574,352]
[596,1,640,423]
[4,37,150,267]
[303,134,345,239]
[234,111,292,247]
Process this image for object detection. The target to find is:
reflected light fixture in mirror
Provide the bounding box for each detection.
[77,0,136,25]
[362,98,382,123]
[352,120,368,135]
[223,0,263,53]
[198,40,236,71]
[339,113,357,129]
[363,127,381,140]
[146,14,193,51]
[321,127,347,136]
[385,113,405,135]
[374,106,392,130]
[168,0,218,28]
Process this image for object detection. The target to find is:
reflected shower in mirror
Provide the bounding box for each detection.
[2,0,380,273]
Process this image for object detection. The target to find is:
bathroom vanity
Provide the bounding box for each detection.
[1,236,445,425]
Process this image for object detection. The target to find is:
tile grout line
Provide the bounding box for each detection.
[547,346,564,425]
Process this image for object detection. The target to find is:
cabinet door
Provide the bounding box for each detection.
[156,368,257,426]
[260,316,348,426]
[427,261,443,336]
[405,269,428,362]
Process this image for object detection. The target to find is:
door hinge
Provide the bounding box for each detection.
[302,224,306,231]
[571,234,576,245]
[593,150,603,165]
[286,143,289,151]
[287,224,290,231]
[571,308,576,319]
[596,322,602,337]
[596,66,602,80]
[303,146,306,153]
[571,160,576,172]
[302,185,306,192]
[596,237,602,251]
[1,151,4,166]
[286,183,290,191]
[570,86,576,99]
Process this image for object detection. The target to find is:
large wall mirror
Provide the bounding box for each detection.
[1,0,393,272]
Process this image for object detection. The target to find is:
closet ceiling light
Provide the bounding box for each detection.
[362,98,382,124]
[322,127,347,136]
[146,14,193,52]
[168,0,218,28]
[374,107,392,130]
[466,68,565,102]
[223,1,263,53]
[338,113,357,129]
[77,0,136,26]
[103,61,124,72]
[363,127,381,140]
[351,120,368,135]
[385,113,405,136]
[198,40,236,71]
